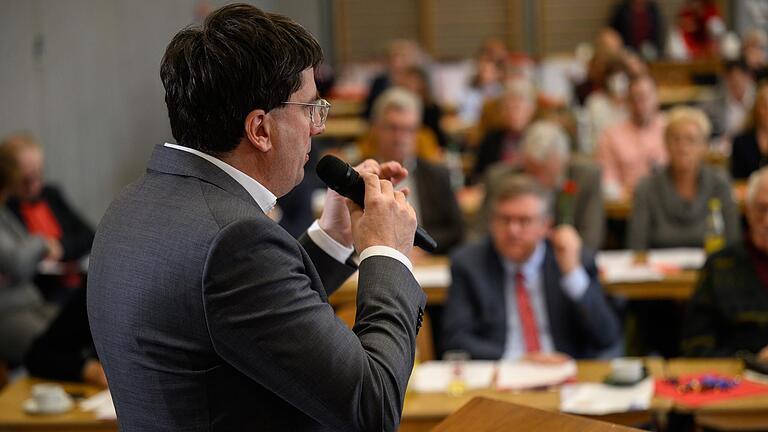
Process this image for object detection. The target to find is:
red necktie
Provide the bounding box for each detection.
[515,271,541,353]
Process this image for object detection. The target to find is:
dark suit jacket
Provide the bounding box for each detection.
[471,129,522,184]
[484,159,605,250]
[7,185,94,261]
[414,159,464,254]
[731,130,768,180]
[87,145,426,431]
[442,237,620,360]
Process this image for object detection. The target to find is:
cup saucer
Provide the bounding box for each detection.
[23,397,74,415]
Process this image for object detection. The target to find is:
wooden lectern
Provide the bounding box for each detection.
[432,397,642,431]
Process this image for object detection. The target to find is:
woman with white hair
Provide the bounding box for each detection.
[628,106,741,250]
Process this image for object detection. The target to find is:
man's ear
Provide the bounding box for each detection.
[244,109,270,152]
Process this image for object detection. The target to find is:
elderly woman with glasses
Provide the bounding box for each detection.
[628,106,741,251]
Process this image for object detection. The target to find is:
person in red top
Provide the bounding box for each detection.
[675,0,724,58]
[1,133,94,301]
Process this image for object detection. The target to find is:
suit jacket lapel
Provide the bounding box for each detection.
[542,242,566,352]
[146,144,262,212]
[485,238,508,337]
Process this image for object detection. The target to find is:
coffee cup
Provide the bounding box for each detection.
[27,383,73,414]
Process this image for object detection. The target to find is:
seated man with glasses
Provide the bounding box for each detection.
[442,174,620,361]
[682,166,768,359]
[364,88,464,256]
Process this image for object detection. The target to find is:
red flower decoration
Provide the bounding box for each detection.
[562,180,579,195]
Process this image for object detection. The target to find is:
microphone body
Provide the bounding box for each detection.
[316,155,438,252]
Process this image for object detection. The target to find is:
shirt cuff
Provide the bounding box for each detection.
[560,265,589,301]
[359,246,414,274]
[307,220,354,264]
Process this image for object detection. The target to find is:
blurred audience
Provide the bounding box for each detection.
[25,286,106,388]
[367,88,464,255]
[0,146,58,366]
[486,121,605,250]
[628,107,741,250]
[400,66,448,148]
[575,28,624,105]
[596,74,667,201]
[583,58,630,153]
[362,39,425,120]
[460,54,504,125]
[703,59,756,147]
[742,28,768,82]
[682,167,768,358]
[668,0,724,60]
[471,80,537,183]
[442,175,620,360]
[609,0,665,59]
[731,82,768,180]
[2,133,94,302]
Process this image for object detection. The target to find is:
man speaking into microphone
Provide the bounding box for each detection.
[87,4,425,431]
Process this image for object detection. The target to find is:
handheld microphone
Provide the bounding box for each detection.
[316,155,438,252]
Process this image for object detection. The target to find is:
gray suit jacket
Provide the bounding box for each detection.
[87,145,426,431]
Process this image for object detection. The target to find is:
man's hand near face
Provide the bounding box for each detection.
[551,225,582,275]
[318,159,408,248]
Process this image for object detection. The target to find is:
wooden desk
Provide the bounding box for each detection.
[432,397,642,432]
[0,378,114,432]
[401,359,669,432]
[329,259,699,306]
[602,270,698,301]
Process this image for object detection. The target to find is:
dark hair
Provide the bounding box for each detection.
[160,3,323,155]
[486,173,553,218]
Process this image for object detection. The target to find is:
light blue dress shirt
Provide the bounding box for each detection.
[501,241,590,359]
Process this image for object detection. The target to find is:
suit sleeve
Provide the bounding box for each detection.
[425,168,465,254]
[203,219,425,432]
[718,179,742,248]
[570,253,621,350]
[575,167,605,250]
[0,228,47,284]
[298,233,356,295]
[442,260,502,360]
[627,180,652,251]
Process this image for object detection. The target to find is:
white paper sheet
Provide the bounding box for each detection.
[79,389,116,420]
[647,248,706,270]
[597,248,705,283]
[413,266,451,288]
[410,361,496,393]
[560,378,654,415]
[495,360,577,390]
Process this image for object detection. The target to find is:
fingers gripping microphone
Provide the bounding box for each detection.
[316,155,438,252]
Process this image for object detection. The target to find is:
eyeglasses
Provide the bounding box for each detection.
[282,98,331,128]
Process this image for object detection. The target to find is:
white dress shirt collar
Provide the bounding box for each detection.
[163,143,277,213]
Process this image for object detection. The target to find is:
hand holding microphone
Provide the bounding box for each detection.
[347,173,417,256]
[317,155,438,253]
